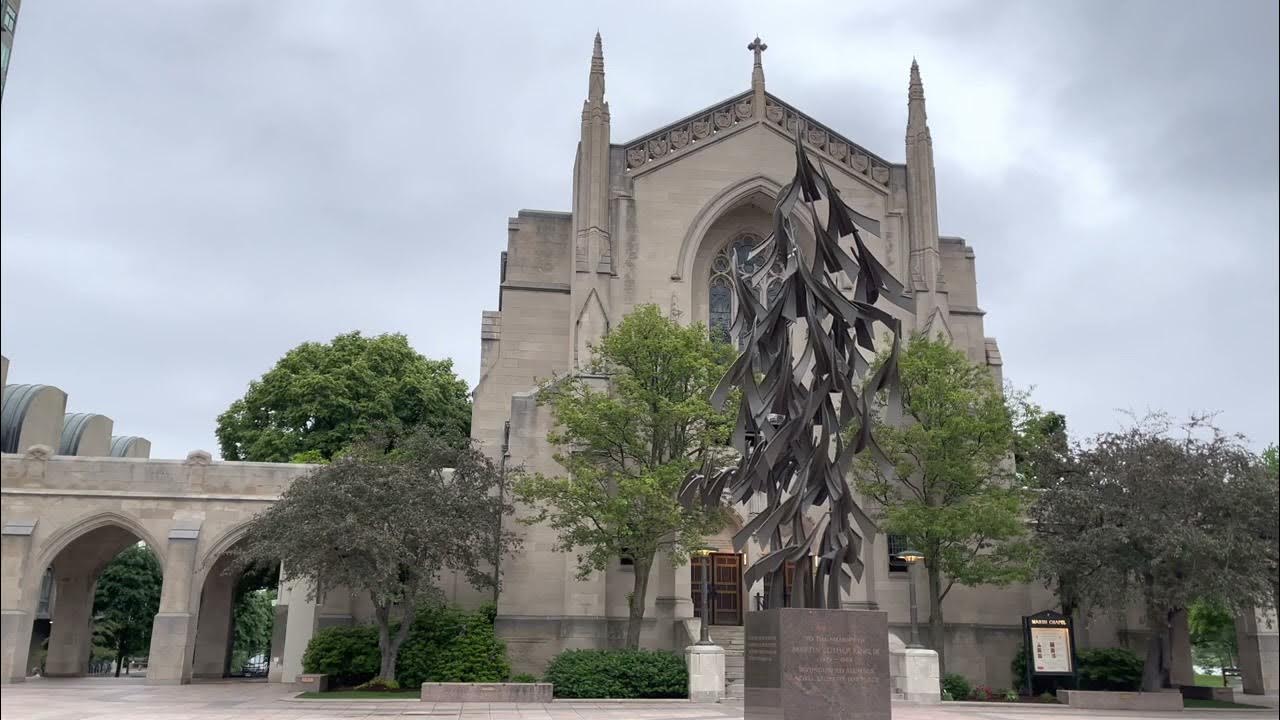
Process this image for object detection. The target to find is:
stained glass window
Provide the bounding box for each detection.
[708,233,783,348]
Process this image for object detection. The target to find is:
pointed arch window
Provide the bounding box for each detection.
[708,232,783,347]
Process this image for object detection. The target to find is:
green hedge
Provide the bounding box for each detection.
[301,625,380,688]
[1077,647,1143,691]
[301,603,509,689]
[396,604,509,688]
[544,649,686,699]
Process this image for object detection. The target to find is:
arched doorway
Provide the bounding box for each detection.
[190,537,280,681]
[28,517,164,678]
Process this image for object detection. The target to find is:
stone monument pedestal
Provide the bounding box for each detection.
[685,644,726,703]
[745,608,890,720]
[896,648,940,703]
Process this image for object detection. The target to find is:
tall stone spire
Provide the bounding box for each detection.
[587,31,605,107]
[907,58,928,139]
[905,58,942,296]
[571,31,614,365]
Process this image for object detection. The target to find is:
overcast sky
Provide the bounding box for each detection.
[2,1,1276,459]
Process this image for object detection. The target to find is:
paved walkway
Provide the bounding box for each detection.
[0,677,1272,720]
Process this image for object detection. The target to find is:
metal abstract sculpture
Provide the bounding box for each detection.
[680,132,914,610]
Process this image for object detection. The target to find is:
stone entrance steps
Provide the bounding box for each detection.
[709,625,745,699]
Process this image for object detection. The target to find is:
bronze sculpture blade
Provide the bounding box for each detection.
[680,131,912,609]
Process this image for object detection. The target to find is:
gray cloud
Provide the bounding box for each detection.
[2,0,1276,457]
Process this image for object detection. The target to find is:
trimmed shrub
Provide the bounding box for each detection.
[941,673,971,702]
[510,673,539,683]
[395,604,510,688]
[301,604,511,690]
[301,625,380,688]
[544,649,686,699]
[1077,647,1143,691]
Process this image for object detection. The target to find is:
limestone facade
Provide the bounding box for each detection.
[468,37,1278,693]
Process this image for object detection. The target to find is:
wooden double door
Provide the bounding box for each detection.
[691,552,743,626]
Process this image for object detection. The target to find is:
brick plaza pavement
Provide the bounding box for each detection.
[0,677,1272,720]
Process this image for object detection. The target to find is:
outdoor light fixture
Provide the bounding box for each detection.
[893,549,926,649]
[694,546,717,645]
[894,549,925,565]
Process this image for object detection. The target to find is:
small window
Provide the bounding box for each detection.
[619,547,634,566]
[2,4,15,33]
[887,534,909,574]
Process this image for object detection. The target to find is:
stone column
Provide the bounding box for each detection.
[277,576,318,683]
[43,571,94,676]
[190,568,236,678]
[653,547,689,648]
[1237,608,1280,695]
[146,521,201,685]
[266,602,289,683]
[0,521,37,683]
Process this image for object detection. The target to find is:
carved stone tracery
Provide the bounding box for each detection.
[624,92,754,170]
[624,91,896,187]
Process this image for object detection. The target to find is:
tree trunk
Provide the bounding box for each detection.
[374,602,415,682]
[927,562,946,679]
[115,634,128,678]
[626,555,654,650]
[1141,606,1171,691]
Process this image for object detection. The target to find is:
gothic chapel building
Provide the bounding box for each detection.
[473,36,1063,686]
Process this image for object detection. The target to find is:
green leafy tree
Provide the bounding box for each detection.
[229,587,276,671]
[233,428,519,681]
[1031,414,1278,690]
[514,305,735,649]
[92,545,162,676]
[1188,599,1238,672]
[1007,394,1084,616]
[216,332,471,462]
[856,334,1030,676]
[1007,388,1069,489]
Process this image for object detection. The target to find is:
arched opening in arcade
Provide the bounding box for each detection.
[189,539,280,681]
[26,519,164,679]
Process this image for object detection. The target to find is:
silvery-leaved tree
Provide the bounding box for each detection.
[1031,414,1279,691]
[234,428,520,681]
